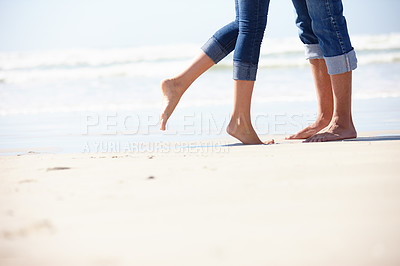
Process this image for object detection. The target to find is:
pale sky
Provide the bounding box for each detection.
[0,0,399,51]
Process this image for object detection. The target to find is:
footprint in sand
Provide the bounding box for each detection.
[18,179,37,184]
[1,220,55,240]
[46,167,71,171]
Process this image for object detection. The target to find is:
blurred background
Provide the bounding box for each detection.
[1,0,399,51]
[0,0,400,153]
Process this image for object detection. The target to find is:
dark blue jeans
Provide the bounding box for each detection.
[292,0,357,75]
[201,0,270,81]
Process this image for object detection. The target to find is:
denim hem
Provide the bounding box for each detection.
[201,37,228,64]
[304,44,323,59]
[324,49,358,75]
[233,61,258,81]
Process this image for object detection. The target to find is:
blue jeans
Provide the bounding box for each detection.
[292,0,357,75]
[201,0,270,81]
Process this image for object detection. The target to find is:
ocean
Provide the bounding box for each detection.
[1,33,400,153]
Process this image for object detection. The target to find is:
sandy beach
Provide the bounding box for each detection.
[1,0,400,265]
[1,133,400,266]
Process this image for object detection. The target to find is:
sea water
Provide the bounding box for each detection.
[0,33,400,153]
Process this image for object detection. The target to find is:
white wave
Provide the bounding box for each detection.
[0,33,399,85]
[260,37,304,55]
[0,61,190,84]
[0,103,156,116]
[352,33,400,51]
[358,52,400,64]
[1,33,398,70]
[0,44,200,71]
[0,52,396,85]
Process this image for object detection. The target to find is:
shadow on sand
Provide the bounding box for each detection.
[220,135,400,147]
[180,135,400,149]
[344,135,400,142]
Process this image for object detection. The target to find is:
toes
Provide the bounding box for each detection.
[304,134,319,143]
[316,134,326,142]
[264,139,274,145]
[160,117,167,131]
[306,133,328,142]
[304,137,312,143]
[160,109,172,130]
[302,131,347,143]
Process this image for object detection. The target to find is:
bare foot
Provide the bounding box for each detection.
[226,118,269,145]
[264,139,275,145]
[304,121,357,142]
[286,117,330,140]
[160,78,185,130]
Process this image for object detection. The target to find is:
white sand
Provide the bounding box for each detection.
[1,135,400,266]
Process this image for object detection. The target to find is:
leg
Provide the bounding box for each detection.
[160,20,240,130]
[303,0,357,142]
[227,80,274,144]
[305,70,356,142]
[226,0,271,144]
[290,0,357,142]
[288,0,332,139]
[287,58,333,139]
[160,51,214,130]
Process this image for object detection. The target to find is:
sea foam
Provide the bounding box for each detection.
[0,33,399,84]
[0,33,399,116]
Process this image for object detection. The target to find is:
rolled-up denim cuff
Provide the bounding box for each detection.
[201,36,228,64]
[233,61,258,81]
[324,49,358,75]
[304,44,323,59]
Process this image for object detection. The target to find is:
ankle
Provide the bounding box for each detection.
[313,114,332,126]
[226,118,261,145]
[230,113,252,127]
[162,78,186,94]
[172,76,191,93]
[329,115,354,129]
[228,116,254,134]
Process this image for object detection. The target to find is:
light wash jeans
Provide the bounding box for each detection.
[292,0,357,75]
[201,0,270,81]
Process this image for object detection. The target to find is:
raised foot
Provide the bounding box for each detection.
[304,122,357,142]
[286,118,330,140]
[226,120,273,145]
[160,78,185,130]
